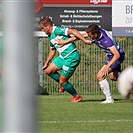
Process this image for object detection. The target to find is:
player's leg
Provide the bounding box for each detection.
[59,74,82,102]
[97,65,114,103]
[59,75,78,96]
[98,54,124,103]
[43,59,61,82]
[109,53,125,81]
[60,51,82,102]
[109,70,119,81]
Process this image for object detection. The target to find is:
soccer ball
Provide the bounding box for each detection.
[118,66,133,98]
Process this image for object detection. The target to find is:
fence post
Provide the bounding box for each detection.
[37,38,44,94]
[37,37,49,95]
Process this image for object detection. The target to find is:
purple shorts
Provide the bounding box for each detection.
[105,53,125,72]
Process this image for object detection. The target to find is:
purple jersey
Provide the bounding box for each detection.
[92,28,125,56]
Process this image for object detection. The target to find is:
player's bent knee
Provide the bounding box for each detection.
[43,69,52,76]
[96,73,100,79]
[97,73,102,80]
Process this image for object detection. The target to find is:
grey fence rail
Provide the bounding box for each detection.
[36,37,133,95]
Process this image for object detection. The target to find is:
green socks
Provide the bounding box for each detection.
[50,73,78,96]
[62,82,78,96]
[50,72,60,82]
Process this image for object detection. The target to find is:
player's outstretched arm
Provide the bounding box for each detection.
[68,28,92,44]
[56,30,92,47]
[56,36,77,47]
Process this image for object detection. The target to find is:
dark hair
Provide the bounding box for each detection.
[86,24,100,34]
[40,17,53,26]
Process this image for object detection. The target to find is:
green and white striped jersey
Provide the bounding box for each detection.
[48,26,77,58]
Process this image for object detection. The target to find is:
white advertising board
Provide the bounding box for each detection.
[112,0,133,36]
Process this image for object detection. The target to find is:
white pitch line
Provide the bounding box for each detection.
[38,119,133,124]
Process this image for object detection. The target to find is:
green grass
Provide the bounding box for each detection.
[37,94,133,133]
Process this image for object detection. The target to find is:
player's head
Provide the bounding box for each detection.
[118,66,133,98]
[86,24,101,40]
[40,17,53,35]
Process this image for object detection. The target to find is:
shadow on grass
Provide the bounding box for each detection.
[82,98,132,103]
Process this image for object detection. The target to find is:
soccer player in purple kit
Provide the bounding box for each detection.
[57,24,125,103]
[85,24,125,103]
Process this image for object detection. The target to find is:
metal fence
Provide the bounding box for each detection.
[36,37,133,95]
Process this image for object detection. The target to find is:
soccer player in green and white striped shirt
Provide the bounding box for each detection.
[40,17,91,102]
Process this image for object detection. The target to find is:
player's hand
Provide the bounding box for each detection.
[85,40,92,44]
[103,65,109,76]
[56,39,68,47]
[42,64,48,70]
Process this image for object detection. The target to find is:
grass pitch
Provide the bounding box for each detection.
[37,94,133,133]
